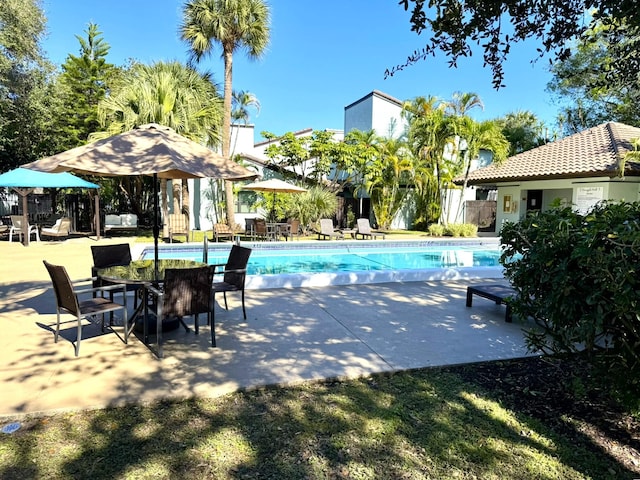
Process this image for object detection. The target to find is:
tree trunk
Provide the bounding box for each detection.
[223,48,235,226]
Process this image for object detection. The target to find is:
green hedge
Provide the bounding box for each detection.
[500,201,640,405]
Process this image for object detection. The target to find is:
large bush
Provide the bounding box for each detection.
[500,201,640,401]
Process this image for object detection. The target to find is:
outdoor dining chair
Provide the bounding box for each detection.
[9,215,40,243]
[91,243,140,309]
[43,260,130,356]
[145,265,214,358]
[211,245,252,347]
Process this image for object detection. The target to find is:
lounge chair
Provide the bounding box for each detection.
[355,218,385,240]
[145,265,214,358]
[213,223,235,242]
[40,217,72,240]
[168,213,191,243]
[9,215,40,242]
[211,245,252,347]
[317,219,344,240]
[43,260,129,356]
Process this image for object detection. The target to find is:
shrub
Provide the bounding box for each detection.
[427,223,445,236]
[500,201,640,405]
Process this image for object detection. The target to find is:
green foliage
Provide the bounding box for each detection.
[428,223,478,237]
[0,0,58,171]
[283,186,337,233]
[56,23,118,149]
[548,20,640,135]
[500,202,640,402]
[394,0,639,92]
[427,223,445,236]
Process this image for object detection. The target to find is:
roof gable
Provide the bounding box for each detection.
[462,122,640,185]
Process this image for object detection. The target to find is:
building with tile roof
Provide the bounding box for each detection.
[456,122,640,234]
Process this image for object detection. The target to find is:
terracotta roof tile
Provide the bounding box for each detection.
[459,122,640,185]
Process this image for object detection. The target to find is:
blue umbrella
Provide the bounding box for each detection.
[0,168,99,189]
[0,168,99,245]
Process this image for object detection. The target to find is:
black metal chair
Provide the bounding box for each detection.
[145,266,214,358]
[43,260,130,356]
[211,245,252,346]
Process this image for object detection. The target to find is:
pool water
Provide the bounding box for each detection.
[143,242,504,287]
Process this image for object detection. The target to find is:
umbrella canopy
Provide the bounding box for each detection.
[243,178,307,194]
[23,123,257,277]
[243,178,307,221]
[23,123,256,181]
[0,168,99,246]
[0,168,99,189]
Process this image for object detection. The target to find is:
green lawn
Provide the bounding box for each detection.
[0,360,631,480]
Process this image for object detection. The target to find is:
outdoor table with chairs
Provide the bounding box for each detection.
[96,258,208,358]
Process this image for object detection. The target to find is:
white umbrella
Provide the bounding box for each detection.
[24,124,257,276]
[243,178,307,221]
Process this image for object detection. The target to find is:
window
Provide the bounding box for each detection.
[235,191,258,213]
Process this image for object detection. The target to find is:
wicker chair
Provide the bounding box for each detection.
[211,245,252,347]
[168,213,191,243]
[145,265,214,358]
[91,243,140,309]
[43,260,129,356]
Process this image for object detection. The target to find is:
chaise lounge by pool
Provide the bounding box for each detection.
[136,238,505,289]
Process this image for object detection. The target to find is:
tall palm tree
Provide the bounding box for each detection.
[92,60,223,228]
[181,0,270,227]
[446,91,484,116]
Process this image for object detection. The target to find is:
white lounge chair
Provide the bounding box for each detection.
[355,218,385,240]
[317,219,344,240]
[41,217,72,240]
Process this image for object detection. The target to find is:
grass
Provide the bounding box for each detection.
[0,362,631,480]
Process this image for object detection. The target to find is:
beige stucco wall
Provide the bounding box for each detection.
[492,176,640,235]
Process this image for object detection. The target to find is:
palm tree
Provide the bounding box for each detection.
[404,96,458,224]
[365,137,414,230]
[446,91,484,116]
[92,60,223,229]
[451,117,509,222]
[181,0,270,227]
[230,89,260,156]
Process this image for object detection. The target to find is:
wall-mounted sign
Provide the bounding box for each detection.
[576,186,604,213]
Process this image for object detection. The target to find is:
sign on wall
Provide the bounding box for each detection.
[575,186,604,213]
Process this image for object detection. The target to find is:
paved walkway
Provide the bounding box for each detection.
[0,237,533,419]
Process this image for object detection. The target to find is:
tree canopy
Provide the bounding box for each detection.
[392,0,638,90]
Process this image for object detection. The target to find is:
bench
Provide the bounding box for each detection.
[466,284,516,322]
[104,214,138,234]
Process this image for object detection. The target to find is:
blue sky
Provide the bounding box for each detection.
[42,0,560,143]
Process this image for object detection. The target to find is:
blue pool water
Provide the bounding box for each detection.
[139,240,505,289]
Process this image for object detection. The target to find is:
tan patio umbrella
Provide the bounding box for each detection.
[24,123,257,277]
[243,178,307,221]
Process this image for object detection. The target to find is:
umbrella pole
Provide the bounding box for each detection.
[153,173,160,281]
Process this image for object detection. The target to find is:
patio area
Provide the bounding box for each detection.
[0,237,534,418]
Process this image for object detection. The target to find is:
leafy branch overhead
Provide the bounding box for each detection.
[392,0,639,89]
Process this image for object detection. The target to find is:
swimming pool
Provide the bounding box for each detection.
[137,239,505,289]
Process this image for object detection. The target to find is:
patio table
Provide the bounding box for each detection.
[97,259,208,336]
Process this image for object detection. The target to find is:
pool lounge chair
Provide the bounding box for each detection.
[355,218,385,240]
[40,217,72,240]
[213,223,235,242]
[168,213,191,243]
[317,219,344,240]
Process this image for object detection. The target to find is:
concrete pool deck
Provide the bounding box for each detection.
[0,236,534,419]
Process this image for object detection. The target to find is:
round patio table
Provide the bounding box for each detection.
[97,259,208,333]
